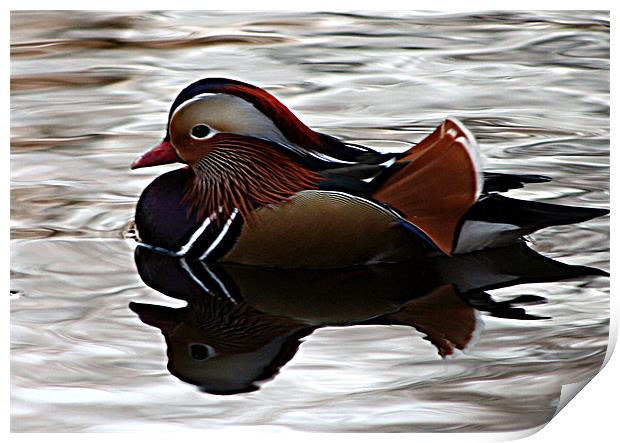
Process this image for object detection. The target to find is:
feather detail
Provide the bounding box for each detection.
[373,118,482,255]
[183,134,322,224]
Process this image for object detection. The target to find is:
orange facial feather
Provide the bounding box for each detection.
[183,134,321,224]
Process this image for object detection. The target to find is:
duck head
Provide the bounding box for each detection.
[131,77,326,170]
[131,78,324,221]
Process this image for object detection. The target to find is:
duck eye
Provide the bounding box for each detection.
[190,344,211,360]
[191,124,210,139]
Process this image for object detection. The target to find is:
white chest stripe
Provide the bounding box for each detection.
[141,207,237,259]
[176,213,214,255]
[199,209,239,260]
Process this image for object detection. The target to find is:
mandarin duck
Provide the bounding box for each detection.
[130,243,606,394]
[131,78,608,269]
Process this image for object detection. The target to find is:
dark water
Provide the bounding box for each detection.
[11,11,609,432]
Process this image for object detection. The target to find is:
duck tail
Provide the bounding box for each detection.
[373,118,483,255]
[454,194,609,253]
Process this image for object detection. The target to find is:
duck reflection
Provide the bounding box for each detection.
[130,245,607,395]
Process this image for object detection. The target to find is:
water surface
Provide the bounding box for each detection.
[11,10,609,432]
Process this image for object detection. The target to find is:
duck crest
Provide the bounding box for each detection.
[167,78,322,151]
[183,134,322,224]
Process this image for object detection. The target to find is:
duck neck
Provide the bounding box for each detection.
[184,135,321,223]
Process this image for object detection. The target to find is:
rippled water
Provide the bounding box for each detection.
[11,11,609,432]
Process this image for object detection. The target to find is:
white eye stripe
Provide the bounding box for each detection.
[173,93,292,145]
